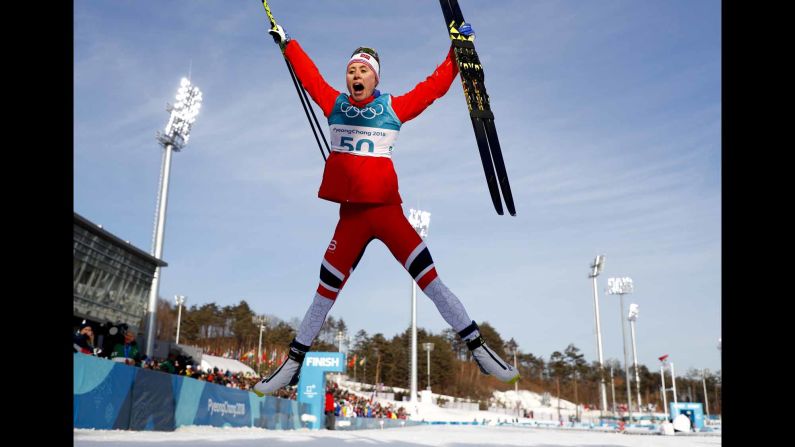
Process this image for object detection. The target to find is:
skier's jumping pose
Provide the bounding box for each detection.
[254,21,519,396]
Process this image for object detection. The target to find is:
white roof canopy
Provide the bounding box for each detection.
[198,354,257,375]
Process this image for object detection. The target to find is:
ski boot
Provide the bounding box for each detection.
[253,339,309,396]
[459,321,520,384]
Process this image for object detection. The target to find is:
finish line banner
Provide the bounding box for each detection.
[296,352,346,430]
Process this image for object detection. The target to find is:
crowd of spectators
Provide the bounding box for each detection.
[326,382,409,420]
[74,320,265,392]
[74,321,405,417]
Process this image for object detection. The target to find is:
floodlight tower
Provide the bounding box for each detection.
[145,77,203,357]
[174,295,186,345]
[407,208,431,403]
[588,255,609,415]
[607,276,634,422]
[423,342,435,391]
[628,303,642,411]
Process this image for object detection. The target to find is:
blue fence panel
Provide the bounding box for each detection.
[74,354,308,431]
[129,366,177,430]
[73,354,137,430]
[174,375,206,427]
[193,380,253,428]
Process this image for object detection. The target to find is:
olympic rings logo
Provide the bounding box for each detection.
[340,102,384,119]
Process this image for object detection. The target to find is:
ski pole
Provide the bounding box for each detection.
[260,0,330,161]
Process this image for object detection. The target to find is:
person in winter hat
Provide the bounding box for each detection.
[254,19,518,397]
[73,320,98,355]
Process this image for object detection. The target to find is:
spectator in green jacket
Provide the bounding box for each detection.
[110,329,142,366]
[159,352,178,374]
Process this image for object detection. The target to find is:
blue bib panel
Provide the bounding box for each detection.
[327,94,403,158]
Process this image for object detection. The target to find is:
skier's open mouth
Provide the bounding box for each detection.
[353,83,364,92]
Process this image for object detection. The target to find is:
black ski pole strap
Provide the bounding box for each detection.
[466,335,486,351]
[288,339,311,362]
[457,320,479,339]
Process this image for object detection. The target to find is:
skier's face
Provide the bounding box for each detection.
[346,62,377,102]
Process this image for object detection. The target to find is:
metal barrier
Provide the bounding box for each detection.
[334,417,422,430]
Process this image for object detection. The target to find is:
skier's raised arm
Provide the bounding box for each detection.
[390,22,473,123]
[391,46,459,123]
[269,24,340,117]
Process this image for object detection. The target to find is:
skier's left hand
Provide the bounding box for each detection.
[459,22,475,40]
[268,24,290,50]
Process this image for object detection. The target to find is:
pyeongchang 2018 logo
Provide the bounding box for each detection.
[207,399,246,417]
[304,384,318,399]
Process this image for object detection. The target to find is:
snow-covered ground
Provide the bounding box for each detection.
[74,424,721,446]
[74,387,720,447]
[75,379,719,446]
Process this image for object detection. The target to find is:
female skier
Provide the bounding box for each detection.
[253,21,519,396]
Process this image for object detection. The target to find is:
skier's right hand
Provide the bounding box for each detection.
[268,24,290,49]
[459,22,475,40]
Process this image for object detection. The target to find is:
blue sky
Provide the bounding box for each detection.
[74,0,721,375]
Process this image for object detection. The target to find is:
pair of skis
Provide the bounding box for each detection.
[439,0,516,216]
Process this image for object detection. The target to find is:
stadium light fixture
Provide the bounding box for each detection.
[145,77,203,357]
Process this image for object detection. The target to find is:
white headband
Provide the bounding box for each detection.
[347,53,380,82]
